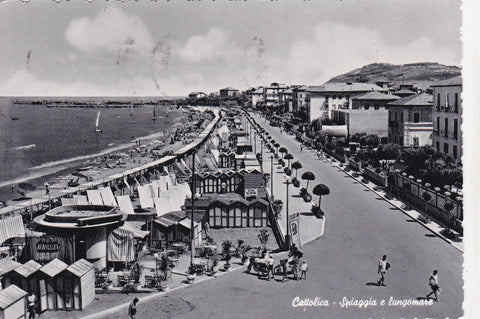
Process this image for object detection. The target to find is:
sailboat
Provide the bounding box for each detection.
[130,105,136,123]
[94,110,103,133]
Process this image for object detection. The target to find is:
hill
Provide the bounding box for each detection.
[328,62,461,89]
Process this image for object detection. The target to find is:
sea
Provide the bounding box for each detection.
[0,96,183,190]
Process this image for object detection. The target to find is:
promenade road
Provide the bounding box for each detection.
[102,112,463,319]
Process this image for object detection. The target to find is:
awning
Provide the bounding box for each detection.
[120,222,149,239]
[107,228,135,262]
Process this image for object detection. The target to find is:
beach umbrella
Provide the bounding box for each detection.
[18,183,36,191]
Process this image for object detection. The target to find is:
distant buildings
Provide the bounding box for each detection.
[188,92,207,100]
[431,76,462,161]
[387,92,433,147]
[263,83,288,108]
[219,87,239,98]
[306,82,386,121]
[246,87,264,108]
[332,91,400,138]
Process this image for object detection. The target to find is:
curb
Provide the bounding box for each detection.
[324,158,463,253]
[81,263,247,319]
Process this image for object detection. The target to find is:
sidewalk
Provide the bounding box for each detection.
[251,116,325,248]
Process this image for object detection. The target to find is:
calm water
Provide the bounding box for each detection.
[0,97,180,187]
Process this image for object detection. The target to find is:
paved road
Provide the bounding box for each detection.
[105,112,463,319]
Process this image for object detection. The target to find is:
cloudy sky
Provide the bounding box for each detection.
[0,0,462,97]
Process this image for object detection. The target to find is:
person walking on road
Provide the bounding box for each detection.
[377,255,390,286]
[44,183,50,196]
[426,270,440,301]
[128,298,139,319]
[301,260,308,280]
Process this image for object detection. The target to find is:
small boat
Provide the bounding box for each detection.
[11,117,19,120]
[94,111,103,133]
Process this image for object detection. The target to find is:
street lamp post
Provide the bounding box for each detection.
[270,155,274,198]
[284,176,291,250]
[190,150,196,267]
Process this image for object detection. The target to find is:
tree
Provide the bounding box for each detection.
[291,161,303,178]
[301,171,316,191]
[279,147,288,159]
[258,228,270,251]
[313,184,330,211]
[274,143,280,156]
[284,153,294,168]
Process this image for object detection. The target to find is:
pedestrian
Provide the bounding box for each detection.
[377,255,390,286]
[44,183,49,196]
[27,293,36,319]
[426,270,440,301]
[301,260,309,280]
[247,256,255,273]
[128,297,139,319]
[300,144,303,152]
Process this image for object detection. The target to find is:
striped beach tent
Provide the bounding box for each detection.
[99,187,117,206]
[116,195,135,215]
[137,185,154,209]
[86,190,103,205]
[0,215,25,245]
[72,195,89,205]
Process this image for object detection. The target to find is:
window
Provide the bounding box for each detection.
[365,104,369,110]
[437,117,440,132]
[215,207,222,227]
[400,112,403,123]
[332,95,337,99]
[436,141,440,151]
[453,119,458,139]
[374,103,380,110]
[444,118,449,137]
[413,112,420,123]
[413,137,419,147]
[453,145,458,159]
[437,93,441,110]
[444,143,449,154]
[454,93,459,113]
[446,93,450,110]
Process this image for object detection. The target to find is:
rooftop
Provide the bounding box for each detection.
[307,82,384,93]
[352,91,400,101]
[388,92,433,106]
[0,285,27,309]
[40,258,68,278]
[14,259,42,278]
[431,75,462,87]
[67,258,94,277]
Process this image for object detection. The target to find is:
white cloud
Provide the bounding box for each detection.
[274,22,459,85]
[179,28,239,62]
[65,7,154,56]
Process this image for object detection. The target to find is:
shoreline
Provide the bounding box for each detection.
[0,110,187,205]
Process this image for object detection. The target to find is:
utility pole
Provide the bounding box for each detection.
[270,155,274,198]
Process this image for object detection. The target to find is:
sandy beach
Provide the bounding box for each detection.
[0,107,211,208]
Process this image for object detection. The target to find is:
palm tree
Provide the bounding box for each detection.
[422,191,432,216]
[291,161,303,178]
[313,184,330,211]
[301,171,316,191]
[279,147,288,159]
[284,153,294,168]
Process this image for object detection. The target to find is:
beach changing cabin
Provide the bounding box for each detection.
[0,284,28,319]
[60,259,95,311]
[0,258,21,290]
[38,258,68,312]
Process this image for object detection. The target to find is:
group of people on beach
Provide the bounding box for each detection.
[377,255,441,302]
